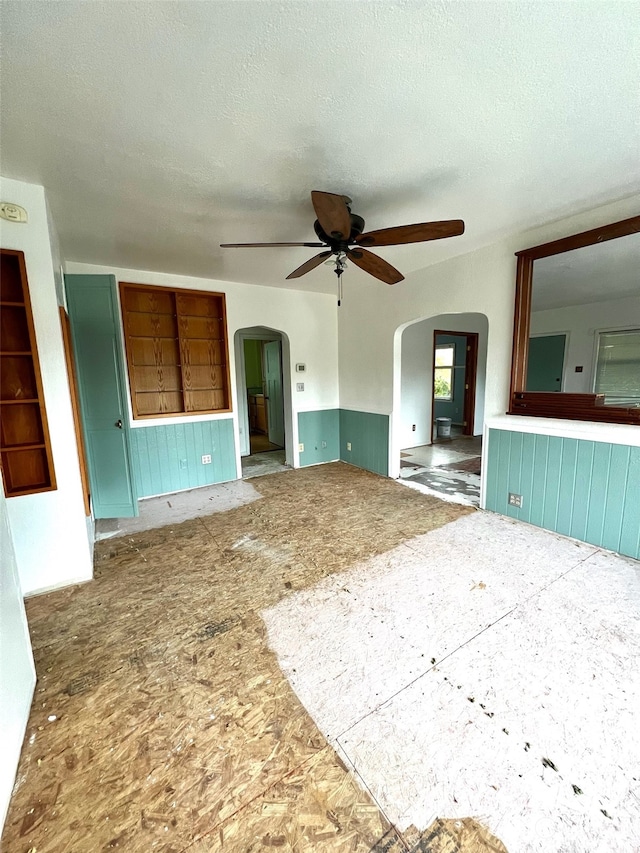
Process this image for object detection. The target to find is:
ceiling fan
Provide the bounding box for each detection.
[220,191,465,285]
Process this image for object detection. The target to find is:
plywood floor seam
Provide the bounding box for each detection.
[4,463,490,853]
[263,512,640,852]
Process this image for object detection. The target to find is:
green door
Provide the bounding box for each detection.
[526,334,566,392]
[65,275,138,518]
[264,340,285,448]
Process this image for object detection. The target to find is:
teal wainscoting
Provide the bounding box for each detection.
[129,419,237,498]
[485,428,640,559]
[298,410,340,466]
[339,409,389,477]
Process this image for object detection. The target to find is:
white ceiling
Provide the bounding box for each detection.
[532,231,640,311]
[1,1,639,293]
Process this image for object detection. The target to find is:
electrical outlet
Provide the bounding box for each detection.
[201,454,212,465]
[296,382,304,392]
[179,458,187,470]
[412,424,416,431]
[298,443,304,452]
[321,440,327,449]
[346,442,352,451]
[508,492,523,508]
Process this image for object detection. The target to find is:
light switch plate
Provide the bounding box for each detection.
[296,382,304,392]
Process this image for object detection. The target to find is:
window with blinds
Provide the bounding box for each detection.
[119,283,231,418]
[594,329,640,406]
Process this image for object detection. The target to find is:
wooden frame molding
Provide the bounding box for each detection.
[59,307,91,515]
[119,282,232,419]
[509,215,640,425]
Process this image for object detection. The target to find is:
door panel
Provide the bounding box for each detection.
[65,275,138,518]
[264,341,284,448]
[526,334,566,392]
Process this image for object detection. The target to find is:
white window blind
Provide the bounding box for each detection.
[594,329,640,404]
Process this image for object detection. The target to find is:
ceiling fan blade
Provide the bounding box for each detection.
[311,191,352,241]
[286,251,332,280]
[346,248,404,285]
[355,220,465,247]
[220,241,325,248]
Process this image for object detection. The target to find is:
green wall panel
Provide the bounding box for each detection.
[339,409,389,476]
[485,428,640,560]
[129,418,237,497]
[243,339,263,393]
[298,410,340,467]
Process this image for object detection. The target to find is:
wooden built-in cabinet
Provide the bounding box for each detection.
[120,283,231,418]
[0,249,56,496]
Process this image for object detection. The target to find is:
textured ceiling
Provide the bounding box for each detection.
[1,1,639,293]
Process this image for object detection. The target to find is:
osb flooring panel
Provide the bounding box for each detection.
[3,464,475,853]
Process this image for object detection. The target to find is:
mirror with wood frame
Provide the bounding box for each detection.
[509,215,640,424]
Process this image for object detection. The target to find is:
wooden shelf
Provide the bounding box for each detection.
[0,249,56,496]
[1,442,46,451]
[120,282,231,419]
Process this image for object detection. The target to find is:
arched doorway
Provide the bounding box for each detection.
[234,327,293,478]
[391,312,488,505]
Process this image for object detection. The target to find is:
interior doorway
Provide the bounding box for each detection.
[526,333,567,392]
[235,327,291,479]
[392,312,488,503]
[431,330,479,441]
[243,337,284,454]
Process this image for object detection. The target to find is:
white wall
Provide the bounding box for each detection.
[0,486,35,832]
[399,313,488,448]
[337,195,640,480]
[530,294,640,393]
[65,261,340,472]
[0,177,93,595]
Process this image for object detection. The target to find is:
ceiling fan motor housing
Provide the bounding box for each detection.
[313,212,365,250]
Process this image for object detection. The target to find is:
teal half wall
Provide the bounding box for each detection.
[485,428,640,560]
[339,409,389,476]
[297,409,390,476]
[129,419,237,498]
[297,409,340,466]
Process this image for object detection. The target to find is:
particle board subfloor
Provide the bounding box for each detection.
[3,462,491,853]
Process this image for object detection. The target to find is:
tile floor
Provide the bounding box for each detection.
[399,435,482,506]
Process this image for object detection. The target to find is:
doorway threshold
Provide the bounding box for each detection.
[242,449,289,479]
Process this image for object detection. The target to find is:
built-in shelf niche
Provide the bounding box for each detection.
[0,249,56,496]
